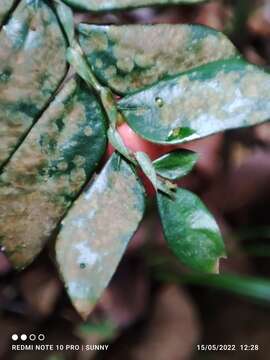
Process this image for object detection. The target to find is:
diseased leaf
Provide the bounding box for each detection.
[0,0,67,169]
[64,0,206,11]
[54,0,75,45]
[0,78,107,269]
[56,153,145,319]
[157,188,226,273]
[119,58,270,144]
[78,24,236,94]
[153,150,198,180]
[0,0,16,28]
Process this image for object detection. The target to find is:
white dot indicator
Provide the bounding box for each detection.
[29,334,36,341]
[21,334,27,341]
[38,334,45,341]
[12,334,18,341]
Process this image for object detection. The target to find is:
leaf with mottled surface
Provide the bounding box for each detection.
[54,0,75,45]
[119,58,270,144]
[0,0,17,28]
[157,188,226,273]
[78,24,236,94]
[0,78,107,269]
[64,0,206,11]
[153,150,198,180]
[56,153,145,319]
[0,0,67,169]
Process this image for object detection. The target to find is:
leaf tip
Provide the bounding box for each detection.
[72,298,96,321]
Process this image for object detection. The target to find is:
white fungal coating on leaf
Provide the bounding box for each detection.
[65,0,205,11]
[56,154,145,319]
[73,241,99,266]
[79,24,236,94]
[0,0,67,167]
[0,79,107,269]
[120,59,270,144]
[0,0,16,27]
[158,188,225,273]
[159,66,270,131]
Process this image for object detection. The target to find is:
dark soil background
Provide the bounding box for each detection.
[1,1,270,359]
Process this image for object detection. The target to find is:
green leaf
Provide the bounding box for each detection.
[0,0,67,169]
[64,0,206,11]
[56,153,145,319]
[78,24,236,94]
[0,0,16,28]
[157,188,226,273]
[135,151,158,190]
[119,58,270,144]
[0,78,107,269]
[153,150,198,180]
